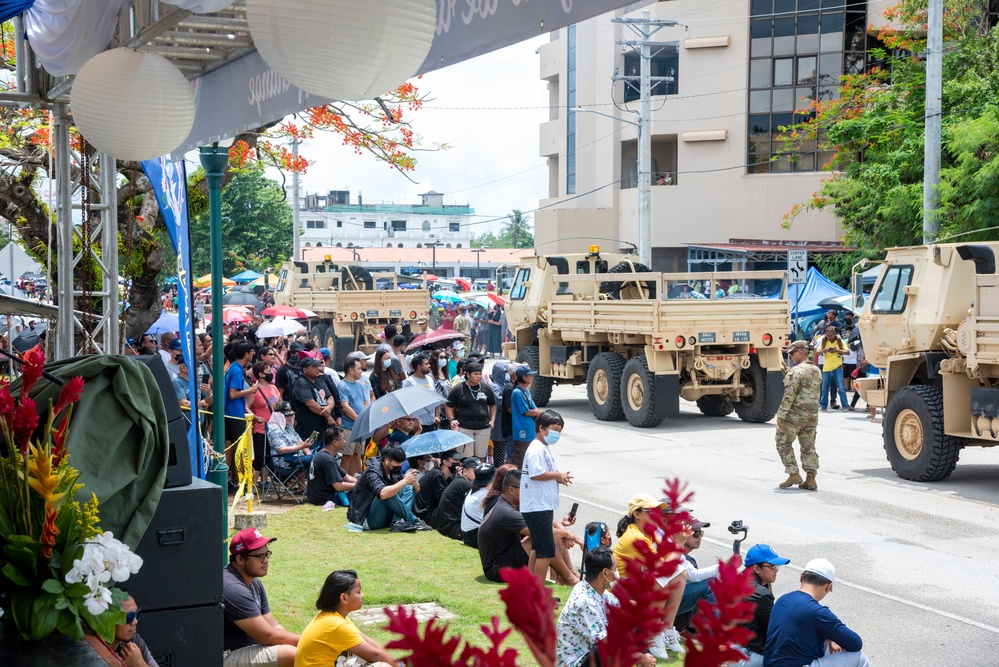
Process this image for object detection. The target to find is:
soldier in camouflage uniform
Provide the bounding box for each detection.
[775,340,822,490]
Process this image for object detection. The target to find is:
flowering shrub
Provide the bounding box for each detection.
[0,348,142,641]
[383,478,756,667]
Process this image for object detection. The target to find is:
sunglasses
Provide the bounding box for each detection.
[691,530,703,537]
[125,609,141,624]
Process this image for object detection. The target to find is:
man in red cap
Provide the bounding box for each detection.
[222,528,299,667]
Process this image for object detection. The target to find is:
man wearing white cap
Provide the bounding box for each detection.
[764,558,872,667]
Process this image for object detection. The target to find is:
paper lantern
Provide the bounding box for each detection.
[247,0,436,102]
[70,49,195,161]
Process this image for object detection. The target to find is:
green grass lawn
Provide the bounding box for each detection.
[255,504,681,664]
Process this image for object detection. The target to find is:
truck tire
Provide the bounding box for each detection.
[341,266,373,291]
[883,385,961,482]
[697,395,734,417]
[587,352,626,421]
[600,261,655,300]
[310,323,328,347]
[516,345,554,407]
[621,356,663,428]
[734,357,776,423]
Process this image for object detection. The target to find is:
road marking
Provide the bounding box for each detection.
[561,492,999,635]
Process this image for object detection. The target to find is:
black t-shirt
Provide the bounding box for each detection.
[412,468,448,525]
[307,449,347,506]
[500,381,515,440]
[745,580,775,654]
[291,375,341,440]
[477,497,529,574]
[274,362,300,396]
[447,382,496,430]
[435,476,471,539]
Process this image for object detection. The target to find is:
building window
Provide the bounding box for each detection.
[747,0,871,173]
[364,220,376,229]
[336,220,343,228]
[567,23,577,195]
[305,219,326,229]
[445,243,452,248]
[336,243,342,247]
[422,220,432,231]
[622,46,680,103]
[391,220,407,231]
[448,219,461,232]
[398,243,404,248]
[456,243,462,248]
[416,243,423,248]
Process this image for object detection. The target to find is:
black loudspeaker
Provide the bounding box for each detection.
[128,477,223,610]
[140,603,224,667]
[134,354,192,488]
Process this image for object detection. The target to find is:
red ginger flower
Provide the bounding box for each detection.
[685,555,757,667]
[19,346,45,395]
[0,386,12,422]
[384,605,463,667]
[53,375,85,416]
[499,566,557,667]
[12,396,39,454]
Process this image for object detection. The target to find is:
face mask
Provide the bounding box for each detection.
[263,373,274,383]
[544,430,561,446]
[438,358,447,367]
[457,349,466,358]
[382,358,392,369]
[423,461,434,472]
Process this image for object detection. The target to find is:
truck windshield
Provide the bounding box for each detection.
[276,268,288,293]
[510,268,530,300]
[871,265,913,313]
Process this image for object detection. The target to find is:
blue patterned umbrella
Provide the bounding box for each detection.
[401,430,473,457]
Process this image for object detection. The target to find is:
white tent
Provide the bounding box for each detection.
[0,242,42,283]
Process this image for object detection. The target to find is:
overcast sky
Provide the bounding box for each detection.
[288,36,549,238]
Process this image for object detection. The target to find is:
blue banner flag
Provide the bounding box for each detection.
[141,156,205,479]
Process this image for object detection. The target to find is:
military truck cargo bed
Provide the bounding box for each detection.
[287,289,428,325]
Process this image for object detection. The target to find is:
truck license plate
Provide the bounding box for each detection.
[389,310,401,317]
[733,331,750,342]
[366,310,379,318]
[698,332,716,343]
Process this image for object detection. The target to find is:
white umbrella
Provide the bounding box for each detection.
[300,308,318,318]
[257,319,306,338]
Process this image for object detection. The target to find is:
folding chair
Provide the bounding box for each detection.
[259,451,307,503]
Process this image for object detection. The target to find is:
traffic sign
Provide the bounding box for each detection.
[788,250,807,285]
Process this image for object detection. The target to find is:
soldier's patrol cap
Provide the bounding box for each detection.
[788,340,810,351]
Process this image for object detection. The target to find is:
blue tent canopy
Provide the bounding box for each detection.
[231,270,263,283]
[785,267,849,317]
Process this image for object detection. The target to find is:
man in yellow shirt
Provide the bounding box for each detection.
[817,326,849,412]
[295,570,395,667]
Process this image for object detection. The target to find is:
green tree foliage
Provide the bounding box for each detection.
[779,1,999,281]
[189,169,292,276]
[473,209,535,249]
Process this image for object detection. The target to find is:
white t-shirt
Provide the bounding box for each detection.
[322,366,341,387]
[520,439,559,513]
[461,487,489,532]
[402,374,437,425]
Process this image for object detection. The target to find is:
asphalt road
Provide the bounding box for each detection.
[534,382,999,667]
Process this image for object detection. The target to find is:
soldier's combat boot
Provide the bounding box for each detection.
[779,473,803,488]
[798,473,818,491]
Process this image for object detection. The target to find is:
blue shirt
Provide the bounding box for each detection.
[339,379,368,429]
[223,361,247,420]
[764,590,862,667]
[511,386,537,441]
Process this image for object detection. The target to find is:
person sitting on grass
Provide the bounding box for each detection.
[346,445,431,532]
[477,470,532,583]
[461,463,496,548]
[307,426,356,507]
[412,449,460,529]
[223,528,299,667]
[555,547,656,667]
[435,456,480,540]
[294,570,396,667]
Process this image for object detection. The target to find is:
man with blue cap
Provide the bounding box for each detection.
[737,544,791,666]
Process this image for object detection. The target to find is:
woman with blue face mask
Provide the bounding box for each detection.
[521,409,578,586]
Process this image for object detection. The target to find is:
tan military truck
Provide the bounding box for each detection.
[274,257,429,368]
[854,242,999,482]
[503,248,791,428]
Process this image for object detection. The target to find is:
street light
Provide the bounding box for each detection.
[572,106,651,267]
[471,246,488,279]
[199,139,231,564]
[428,242,443,272]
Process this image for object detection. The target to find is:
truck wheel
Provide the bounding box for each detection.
[587,352,626,421]
[697,395,734,417]
[341,266,373,291]
[883,385,961,482]
[621,356,663,428]
[310,324,327,347]
[734,357,776,423]
[516,345,554,407]
[600,261,655,300]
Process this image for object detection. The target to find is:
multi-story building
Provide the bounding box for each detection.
[298,190,474,250]
[535,0,891,271]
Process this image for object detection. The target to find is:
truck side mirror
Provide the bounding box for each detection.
[851,274,865,310]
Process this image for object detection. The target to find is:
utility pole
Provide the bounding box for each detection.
[612,11,680,267]
[922,0,942,243]
[292,137,301,260]
[512,212,518,250]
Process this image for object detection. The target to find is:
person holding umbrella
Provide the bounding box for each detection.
[346,445,430,533]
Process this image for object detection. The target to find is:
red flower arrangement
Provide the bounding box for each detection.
[382,478,757,667]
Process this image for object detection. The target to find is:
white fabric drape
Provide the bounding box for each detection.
[24,0,122,77]
[160,0,233,12]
